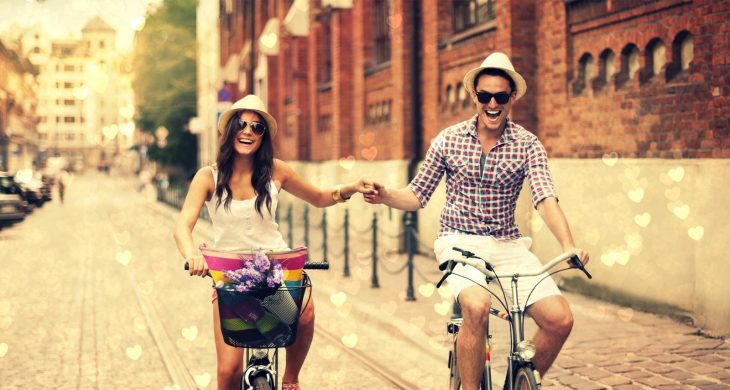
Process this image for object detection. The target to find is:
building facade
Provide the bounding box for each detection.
[212,0,730,335]
[16,18,135,171]
[0,40,38,172]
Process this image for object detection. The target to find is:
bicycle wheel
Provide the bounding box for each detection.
[513,366,539,390]
[448,346,461,389]
[251,374,272,390]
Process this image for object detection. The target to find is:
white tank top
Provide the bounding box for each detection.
[205,166,288,251]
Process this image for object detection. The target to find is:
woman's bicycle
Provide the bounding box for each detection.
[436,247,592,390]
[185,246,329,390]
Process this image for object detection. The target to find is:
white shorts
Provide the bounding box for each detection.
[434,234,561,310]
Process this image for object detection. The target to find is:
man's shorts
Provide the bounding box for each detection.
[434,234,562,309]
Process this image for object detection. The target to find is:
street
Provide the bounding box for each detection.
[1,173,729,389]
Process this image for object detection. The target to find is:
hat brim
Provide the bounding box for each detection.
[217,108,278,137]
[463,67,527,101]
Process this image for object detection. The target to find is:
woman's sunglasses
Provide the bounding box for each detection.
[476,91,512,105]
[235,119,267,136]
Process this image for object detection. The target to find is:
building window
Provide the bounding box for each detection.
[64,116,76,123]
[318,114,332,132]
[644,38,666,80]
[453,0,496,33]
[573,53,594,95]
[33,47,40,53]
[595,49,615,91]
[459,83,470,108]
[667,31,693,81]
[64,82,73,89]
[318,12,333,85]
[373,0,391,65]
[64,64,74,72]
[445,85,454,112]
[455,83,466,111]
[616,43,640,88]
[64,99,75,106]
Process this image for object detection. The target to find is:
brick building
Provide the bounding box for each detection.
[211,0,730,335]
[217,0,728,162]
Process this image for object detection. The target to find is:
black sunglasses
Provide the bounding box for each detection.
[476,91,512,105]
[235,119,267,136]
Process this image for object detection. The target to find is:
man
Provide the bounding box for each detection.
[363,52,589,389]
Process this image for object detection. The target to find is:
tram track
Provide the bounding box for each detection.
[314,324,417,389]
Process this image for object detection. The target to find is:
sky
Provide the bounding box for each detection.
[0,0,161,52]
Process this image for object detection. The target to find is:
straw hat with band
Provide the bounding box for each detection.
[217,94,278,137]
[463,52,527,101]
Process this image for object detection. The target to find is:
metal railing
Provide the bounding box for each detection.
[157,184,440,302]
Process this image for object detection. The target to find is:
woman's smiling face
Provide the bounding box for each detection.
[232,110,266,156]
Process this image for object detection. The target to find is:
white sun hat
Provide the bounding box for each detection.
[217,94,278,136]
[463,52,527,100]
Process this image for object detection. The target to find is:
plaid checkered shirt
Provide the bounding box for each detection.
[407,115,558,240]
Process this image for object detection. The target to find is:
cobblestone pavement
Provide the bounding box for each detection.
[1,173,729,389]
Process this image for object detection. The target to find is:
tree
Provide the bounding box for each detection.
[132,0,197,176]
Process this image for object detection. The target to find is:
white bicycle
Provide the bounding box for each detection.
[436,247,592,390]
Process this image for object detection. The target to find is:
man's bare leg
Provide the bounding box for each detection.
[456,286,492,390]
[526,295,574,376]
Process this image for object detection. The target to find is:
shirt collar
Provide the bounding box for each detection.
[462,114,517,143]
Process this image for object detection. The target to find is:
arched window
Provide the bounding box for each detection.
[643,38,666,82]
[595,49,615,91]
[573,52,594,95]
[456,83,466,110]
[616,44,640,88]
[667,31,693,80]
[444,85,453,112]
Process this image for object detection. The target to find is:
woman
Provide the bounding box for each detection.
[174,94,372,390]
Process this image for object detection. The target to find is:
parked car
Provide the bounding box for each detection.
[13,170,46,207]
[0,171,35,212]
[0,192,26,228]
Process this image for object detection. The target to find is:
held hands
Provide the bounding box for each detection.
[340,177,381,201]
[361,178,386,204]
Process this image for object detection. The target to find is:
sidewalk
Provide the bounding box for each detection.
[154,198,730,389]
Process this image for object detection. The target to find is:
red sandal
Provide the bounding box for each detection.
[282,384,300,390]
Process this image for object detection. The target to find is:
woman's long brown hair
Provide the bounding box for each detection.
[215,111,274,217]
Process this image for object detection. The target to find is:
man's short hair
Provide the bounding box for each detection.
[473,68,517,93]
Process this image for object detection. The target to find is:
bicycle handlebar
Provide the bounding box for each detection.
[303,262,330,270]
[436,248,591,289]
[183,261,330,272]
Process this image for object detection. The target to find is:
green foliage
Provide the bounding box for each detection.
[132,0,197,174]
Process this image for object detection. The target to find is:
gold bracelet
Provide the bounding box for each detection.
[332,185,349,203]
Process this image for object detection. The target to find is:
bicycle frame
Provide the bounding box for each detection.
[439,249,591,389]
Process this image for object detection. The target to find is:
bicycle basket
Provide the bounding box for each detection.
[202,246,310,348]
[216,275,310,348]
[200,245,308,286]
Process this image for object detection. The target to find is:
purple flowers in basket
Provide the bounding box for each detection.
[223,250,284,293]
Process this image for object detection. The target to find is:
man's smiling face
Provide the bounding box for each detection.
[473,74,515,134]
